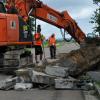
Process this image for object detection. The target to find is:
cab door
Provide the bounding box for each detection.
[0,17,7,42]
[7,14,19,42]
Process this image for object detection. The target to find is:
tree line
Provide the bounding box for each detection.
[91,0,100,36]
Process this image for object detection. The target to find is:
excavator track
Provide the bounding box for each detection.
[0,48,33,72]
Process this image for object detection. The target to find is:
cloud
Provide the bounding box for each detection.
[40,0,97,21]
[36,0,97,39]
[72,7,95,19]
[41,0,94,10]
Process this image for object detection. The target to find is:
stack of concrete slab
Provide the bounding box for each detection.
[16,68,55,85]
[14,83,33,91]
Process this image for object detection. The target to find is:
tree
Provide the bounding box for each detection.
[93,0,100,5]
[91,0,100,36]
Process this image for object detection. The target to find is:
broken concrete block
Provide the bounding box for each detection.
[45,66,68,77]
[14,83,33,91]
[0,77,18,90]
[55,78,74,89]
[29,70,54,85]
[16,69,32,83]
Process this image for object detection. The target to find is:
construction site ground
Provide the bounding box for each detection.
[32,42,80,62]
[0,42,98,100]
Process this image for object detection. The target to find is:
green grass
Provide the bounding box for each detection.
[43,40,76,48]
[96,82,100,87]
[43,41,64,47]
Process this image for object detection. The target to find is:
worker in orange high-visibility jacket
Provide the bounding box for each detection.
[34,25,45,63]
[48,34,56,59]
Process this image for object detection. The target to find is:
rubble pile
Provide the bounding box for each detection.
[57,46,100,77]
[0,46,99,91]
[0,67,94,91]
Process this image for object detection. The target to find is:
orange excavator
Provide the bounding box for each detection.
[0,0,99,75]
[0,0,86,46]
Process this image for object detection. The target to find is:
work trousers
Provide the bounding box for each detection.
[50,45,56,59]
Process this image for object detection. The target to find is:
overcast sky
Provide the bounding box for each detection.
[37,0,97,39]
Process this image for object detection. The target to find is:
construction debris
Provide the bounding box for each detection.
[0,67,96,91]
[14,83,33,91]
[58,46,100,77]
[45,65,68,77]
[55,77,94,90]
[0,77,18,90]
[55,78,75,89]
[29,69,55,85]
[16,68,55,85]
[16,68,32,83]
[0,45,100,91]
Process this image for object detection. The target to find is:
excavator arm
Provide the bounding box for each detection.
[6,0,86,44]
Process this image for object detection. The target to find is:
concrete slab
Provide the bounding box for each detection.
[0,77,17,90]
[45,66,68,77]
[14,83,33,91]
[15,68,32,83]
[29,70,55,85]
[55,78,74,89]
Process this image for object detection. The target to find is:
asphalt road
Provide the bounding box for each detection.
[0,43,85,100]
[0,89,84,100]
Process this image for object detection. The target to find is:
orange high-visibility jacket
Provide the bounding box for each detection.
[34,33,42,46]
[49,36,56,46]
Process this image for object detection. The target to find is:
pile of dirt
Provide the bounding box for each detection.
[57,46,100,77]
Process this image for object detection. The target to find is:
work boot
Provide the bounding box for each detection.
[54,56,56,59]
[50,56,54,59]
[36,61,39,64]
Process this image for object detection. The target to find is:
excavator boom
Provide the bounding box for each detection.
[6,0,86,43]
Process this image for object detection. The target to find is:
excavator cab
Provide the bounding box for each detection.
[18,16,33,42]
[0,1,33,46]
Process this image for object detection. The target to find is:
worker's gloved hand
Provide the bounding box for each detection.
[52,43,55,46]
